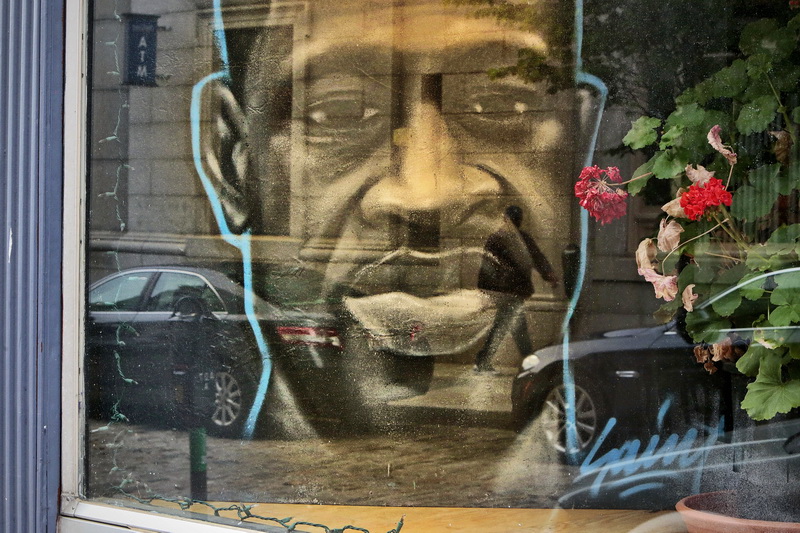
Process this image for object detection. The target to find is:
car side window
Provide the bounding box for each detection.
[146,272,226,313]
[88,273,151,312]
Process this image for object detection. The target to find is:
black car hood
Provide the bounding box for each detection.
[521,323,674,375]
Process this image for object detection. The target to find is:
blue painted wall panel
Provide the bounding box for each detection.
[0,0,64,532]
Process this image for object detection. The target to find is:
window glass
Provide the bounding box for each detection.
[88,273,150,311]
[146,272,226,313]
[81,0,800,529]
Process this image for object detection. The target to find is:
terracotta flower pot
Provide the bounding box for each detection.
[676,491,800,533]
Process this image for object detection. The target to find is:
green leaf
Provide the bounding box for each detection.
[685,308,731,344]
[706,60,747,99]
[676,86,706,106]
[731,185,777,220]
[756,320,791,347]
[665,103,705,130]
[774,171,799,196]
[740,20,796,61]
[659,126,683,150]
[736,342,771,376]
[770,305,800,327]
[793,106,800,125]
[767,224,800,252]
[742,75,773,103]
[623,116,662,150]
[788,12,800,33]
[741,352,800,420]
[680,261,716,294]
[745,53,773,78]
[773,63,800,92]
[781,162,800,195]
[652,149,688,179]
[769,273,800,326]
[750,162,797,199]
[712,290,742,317]
[627,158,655,196]
[739,271,767,301]
[678,263,700,286]
[749,163,781,190]
[746,244,775,271]
[736,95,779,135]
[654,298,681,324]
[757,247,800,273]
[719,262,749,284]
[773,271,800,296]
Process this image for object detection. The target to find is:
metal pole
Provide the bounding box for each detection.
[189,427,207,500]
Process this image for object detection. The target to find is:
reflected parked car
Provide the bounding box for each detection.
[86,265,436,438]
[511,267,800,462]
[86,266,346,437]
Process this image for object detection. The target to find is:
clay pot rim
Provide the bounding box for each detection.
[676,490,800,531]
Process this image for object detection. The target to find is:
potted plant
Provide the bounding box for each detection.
[574,11,800,528]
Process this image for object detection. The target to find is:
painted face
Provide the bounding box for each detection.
[242,0,595,357]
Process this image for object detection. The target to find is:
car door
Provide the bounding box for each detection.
[132,270,228,421]
[86,271,154,415]
[644,324,728,435]
[580,327,694,439]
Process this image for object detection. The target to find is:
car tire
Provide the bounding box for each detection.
[206,362,256,438]
[537,381,609,464]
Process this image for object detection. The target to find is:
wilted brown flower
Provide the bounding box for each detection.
[662,188,687,218]
[770,130,793,165]
[694,344,711,364]
[708,125,738,165]
[657,219,684,252]
[685,164,715,186]
[636,238,658,271]
[638,268,678,301]
[711,337,735,362]
[682,284,698,312]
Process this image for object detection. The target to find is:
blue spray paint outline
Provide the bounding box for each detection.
[563,0,608,460]
[191,0,606,442]
[190,0,271,439]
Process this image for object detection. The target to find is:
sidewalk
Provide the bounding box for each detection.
[388,363,517,427]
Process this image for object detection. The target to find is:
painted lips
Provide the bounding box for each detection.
[339,247,502,356]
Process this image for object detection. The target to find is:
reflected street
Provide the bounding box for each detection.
[86,364,571,508]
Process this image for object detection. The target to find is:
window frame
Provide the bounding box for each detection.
[58,1,685,531]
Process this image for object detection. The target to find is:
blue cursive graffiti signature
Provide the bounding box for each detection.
[569,399,724,499]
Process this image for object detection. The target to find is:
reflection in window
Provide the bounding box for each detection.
[146,272,225,313]
[88,274,150,312]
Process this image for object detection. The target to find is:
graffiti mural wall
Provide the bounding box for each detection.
[83,0,800,527]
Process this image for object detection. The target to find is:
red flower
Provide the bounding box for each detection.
[679,178,732,221]
[574,166,628,225]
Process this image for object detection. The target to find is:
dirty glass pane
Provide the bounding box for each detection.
[83,0,800,530]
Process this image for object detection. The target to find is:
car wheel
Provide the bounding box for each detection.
[207,365,255,438]
[539,382,605,462]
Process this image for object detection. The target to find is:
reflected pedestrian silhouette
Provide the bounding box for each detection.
[474,206,559,372]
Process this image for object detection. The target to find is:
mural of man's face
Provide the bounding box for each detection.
[212,0,596,360]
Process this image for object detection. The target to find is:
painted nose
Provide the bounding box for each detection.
[360,101,499,229]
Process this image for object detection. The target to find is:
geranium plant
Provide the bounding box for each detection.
[575,14,800,421]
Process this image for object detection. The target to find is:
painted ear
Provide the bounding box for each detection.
[198,79,251,234]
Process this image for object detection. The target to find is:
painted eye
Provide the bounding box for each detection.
[306,98,382,130]
[468,93,534,116]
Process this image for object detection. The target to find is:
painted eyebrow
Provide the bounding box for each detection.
[299,39,537,76]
